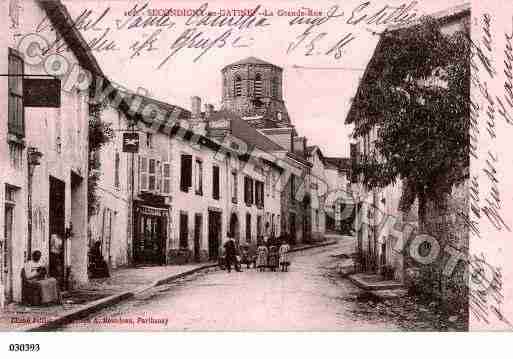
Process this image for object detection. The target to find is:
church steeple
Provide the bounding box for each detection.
[220,57,291,128]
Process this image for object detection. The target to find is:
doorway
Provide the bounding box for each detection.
[135,214,165,265]
[208,211,222,260]
[194,214,202,262]
[49,177,65,288]
[289,212,296,244]
[3,185,17,303]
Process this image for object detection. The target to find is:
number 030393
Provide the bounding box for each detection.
[8,344,40,352]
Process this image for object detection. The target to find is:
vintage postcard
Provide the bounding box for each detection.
[0,0,511,334]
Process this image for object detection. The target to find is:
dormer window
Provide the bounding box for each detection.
[234,75,242,97]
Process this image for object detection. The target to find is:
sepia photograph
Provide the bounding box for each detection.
[0,0,510,342]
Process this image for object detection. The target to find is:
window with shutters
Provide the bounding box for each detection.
[234,75,242,97]
[8,48,24,138]
[114,152,120,189]
[254,181,259,208]
[246,213,251,242]
[254,73,263,97]
[290,174,296,202]
[212,165,220,200]
[180,154,192,192]
[179,212,189,248]
[250,178,254,205]
[139,156,148,192]
[148,158,161,192]
[244,176,254,206]
[195,159,203,196]
[244,177,249,204]
[255,181,264,208]
[231,171,238,203]
[271,77,279,98]
[257,215,262,238]
[162,162,172,195]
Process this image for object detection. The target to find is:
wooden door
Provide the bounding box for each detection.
[208,211,221,260]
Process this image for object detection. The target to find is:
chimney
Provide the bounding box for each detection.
[191,96,201,118]
[292,136,306,155]
[205,103,214,119]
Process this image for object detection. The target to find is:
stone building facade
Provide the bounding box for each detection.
[1,0,94,304]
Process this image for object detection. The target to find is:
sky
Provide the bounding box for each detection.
[62,0,468,157]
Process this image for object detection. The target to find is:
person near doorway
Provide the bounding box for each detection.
[263,222,271,246]
[223,236,240,273]
[279,240,291,272]
[49,233,63,283]
[22,250,59,305]
[89,240,110,279]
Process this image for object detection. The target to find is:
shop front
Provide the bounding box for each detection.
[133,200,169,266]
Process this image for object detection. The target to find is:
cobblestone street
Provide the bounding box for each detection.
[60,238,402,331]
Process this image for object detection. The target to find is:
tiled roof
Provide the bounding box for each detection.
[120,91,191,121]
[230,116,285,152]
[205,110,285,152]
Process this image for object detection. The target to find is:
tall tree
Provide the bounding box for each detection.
[353,17,470,229]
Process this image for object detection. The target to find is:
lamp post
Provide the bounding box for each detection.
[27,147,43,260]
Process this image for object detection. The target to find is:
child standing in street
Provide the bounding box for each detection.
[279,241,291,272]
[256,241,268,272]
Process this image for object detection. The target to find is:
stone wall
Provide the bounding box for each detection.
[404,181,469,312]
[221,62,291,125]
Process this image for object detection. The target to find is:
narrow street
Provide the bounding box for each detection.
[60,238,404,331]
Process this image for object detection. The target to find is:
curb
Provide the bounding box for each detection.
[25,242,337,331]
[347,274,405,291]
[26,263,217,332]
[289,240,337,253]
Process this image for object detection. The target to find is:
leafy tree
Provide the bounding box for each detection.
[88,99,113,217]
[353,17,470,229]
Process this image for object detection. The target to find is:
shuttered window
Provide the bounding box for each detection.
[114,152,120,189]
[231,171,238,203]
[8,48,24,137]
[249,178,254,204]
[212,165,220,200]
[148,158,161,192]
[255,181,264,208]
[290,175,296,202]
[234,75,242,97]
[195,159,203,196]
[162,162,172,195]
[244,176,254,205]
[254,73,263,97]
[244,177,249,204]
[271,77,279,98]
[180,154,192,192]
[139,156,148,192]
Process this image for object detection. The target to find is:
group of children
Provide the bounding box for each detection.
[256,241,291,272]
